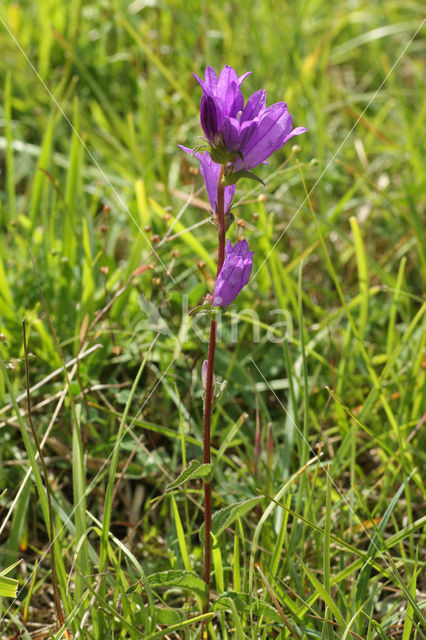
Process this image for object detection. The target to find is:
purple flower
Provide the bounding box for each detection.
[194,66,250,147]
[194,65,307,171]
[213,239,254,307]
[179,146,235,215]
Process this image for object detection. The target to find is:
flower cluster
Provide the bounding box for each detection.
[194,65,307,172]
[181,64,306,308]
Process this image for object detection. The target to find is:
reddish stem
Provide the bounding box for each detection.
[202,166,226,625]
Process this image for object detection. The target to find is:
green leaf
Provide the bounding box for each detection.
[147,570,207,597]
[165,460,212,492]
[224,170,265,186]
[299,558,346,628]
[171,495,192,571]
[0,576,18,598]
[355,470,416,608]
[213,591,283,624]
[132,604,182,627]
[154,607,182,626]
[200,496,262,543]
[209,147,230,164]
[142,613,214,640]
[0,564,19,598]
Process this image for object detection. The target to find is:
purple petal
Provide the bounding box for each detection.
[222,82,244,118]
[179,147,235,214]
[282,126,308,145]
[217,66,240,96]
[200,95,221,141]
[238,120,258,147]
[228,238,251,258]
[204,66,218,92]
[213,239,253,306]
[193,66,218,95]
[197,153,226,213]
[222,118,257,152]
[178,145,193,155]
[234,104,294,170]
[241,90,266,122]
[193,72,205,90]
[240,259,253,287]
[222,117,241,151]
[198,154,222,212]
[238,71,252,86]
[223,185,236,216]
[225,257,245,290]
[213,257,243,306]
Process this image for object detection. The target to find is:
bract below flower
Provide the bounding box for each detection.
[213,239,253,307]
[194,65,307,171]
[179,146,236,215]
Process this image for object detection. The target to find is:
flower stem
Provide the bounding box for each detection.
[202,166,226,623]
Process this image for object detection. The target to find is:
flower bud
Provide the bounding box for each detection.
[213,239,254,307]
[201,359,215,390]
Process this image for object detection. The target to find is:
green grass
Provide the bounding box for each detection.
[0,0,425,638]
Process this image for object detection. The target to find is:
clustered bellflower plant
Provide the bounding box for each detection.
[179,64,306,625]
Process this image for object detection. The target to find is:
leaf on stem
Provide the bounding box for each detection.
[165,459,212,493]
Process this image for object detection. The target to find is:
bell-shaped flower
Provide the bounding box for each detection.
[213,239,254,307]
[233,104,307,171]
[179,146,236,216]
[194,66,250,136]
[193,65,307,171]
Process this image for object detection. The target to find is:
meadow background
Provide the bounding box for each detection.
[0,0,425,638]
